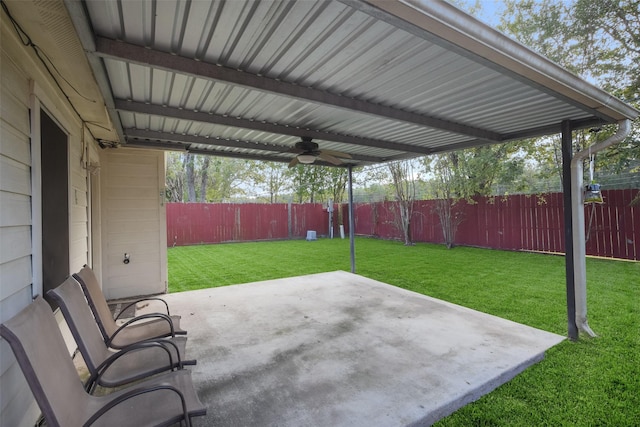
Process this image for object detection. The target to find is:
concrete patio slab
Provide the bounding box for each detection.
[159,271,564,426]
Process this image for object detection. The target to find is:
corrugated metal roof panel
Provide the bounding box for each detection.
[79,0,637,165]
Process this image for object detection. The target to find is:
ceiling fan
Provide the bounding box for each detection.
[287,137,352,167]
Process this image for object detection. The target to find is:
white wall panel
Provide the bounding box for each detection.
[0,193,30,227]
[101,149,167,299]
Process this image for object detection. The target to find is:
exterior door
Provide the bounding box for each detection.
[40,110,69,306]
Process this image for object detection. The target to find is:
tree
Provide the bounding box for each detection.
[456,144,526,196]
[251,161,290,203]
[289,165,317,203]
[199,156,210,203]
[387,160,419,246]
[500,0,639,185]
[426,153,466,249]
[455,0,639,196]
[566,0,640,202]
[354,165,395,202]
[165,153,256,203]
[424,143,525,248]
[326,168,348,204]
[182,153,214,202]
[185,153,197,202]
[288,165,344,204]
[568,0,639,101]
[205,158,252,202]
[326,167,349,224]
[165,152,185,202]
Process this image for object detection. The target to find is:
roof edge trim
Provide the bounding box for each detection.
[361,0,639,122]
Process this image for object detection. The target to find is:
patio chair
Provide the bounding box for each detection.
[48,276,196,393]
[0,296,206,427]
[73,265,187,349]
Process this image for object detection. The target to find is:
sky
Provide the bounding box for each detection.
[451,0,507,26]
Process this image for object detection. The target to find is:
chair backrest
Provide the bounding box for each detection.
[0,297,89,427]
[47,277,112,374]
[73,265,117,340]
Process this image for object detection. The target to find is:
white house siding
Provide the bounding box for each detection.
[101,149,168,300]
[0,35,40,427]
[0,13,93,427]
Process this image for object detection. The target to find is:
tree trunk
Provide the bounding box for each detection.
[436,198,459,249]
[185,154,196,202]
[199,156,210,202]
[388,160,416,246]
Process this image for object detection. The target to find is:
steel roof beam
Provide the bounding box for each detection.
[123,140,188,151]
[125,129,296,154]
[413,117,609,155]
[186,147,359,167]
[185,148,295,164]
[115,99,433,155]
[124,129,383,163]
[125,138,299,164]
[95,37,502,142]
[500,117,606,141]
[123,138,369,166]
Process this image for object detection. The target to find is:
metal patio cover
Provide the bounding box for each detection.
[66,0,637,165]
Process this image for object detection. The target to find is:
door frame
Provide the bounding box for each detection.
[29,82,72,298]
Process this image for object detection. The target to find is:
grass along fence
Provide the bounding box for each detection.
[167,189,639,261]
[168,238,640,426]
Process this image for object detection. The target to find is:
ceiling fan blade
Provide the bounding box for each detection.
[288,156,300,168]
[317,152,344,165]
[321,149,352,159]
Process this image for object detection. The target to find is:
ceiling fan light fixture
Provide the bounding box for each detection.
[297,154,316,164]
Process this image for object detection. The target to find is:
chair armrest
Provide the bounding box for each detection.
[83,383,191,427]
[85,340,178,393]
[115,297,171,320]
[106,313,175,347]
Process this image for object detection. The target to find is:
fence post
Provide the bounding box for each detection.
[288,201,292,239]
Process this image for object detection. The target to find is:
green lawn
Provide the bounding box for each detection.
[168,238,640,426]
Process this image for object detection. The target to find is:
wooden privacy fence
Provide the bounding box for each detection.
[166,202,328,246]
[166,189,639,261]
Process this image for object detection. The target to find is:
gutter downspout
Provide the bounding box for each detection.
[570,119,632,337]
